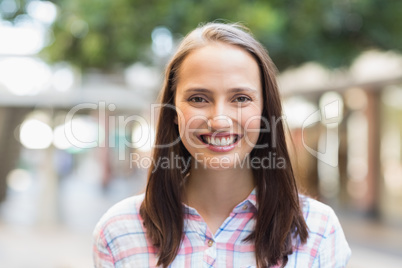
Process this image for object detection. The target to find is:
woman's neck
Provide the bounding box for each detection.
[183,160,255,233]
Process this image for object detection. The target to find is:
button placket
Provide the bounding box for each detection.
[203,237,217,266]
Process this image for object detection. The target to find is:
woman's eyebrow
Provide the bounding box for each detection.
[185,88,211,94]
[185,87,257,94]
[227,87,257,93]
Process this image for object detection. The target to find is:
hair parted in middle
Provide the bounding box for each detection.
[140,22,309,268]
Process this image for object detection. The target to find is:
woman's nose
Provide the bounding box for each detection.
[207,115,233,131]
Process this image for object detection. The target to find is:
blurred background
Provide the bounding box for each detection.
[0,0,401,267]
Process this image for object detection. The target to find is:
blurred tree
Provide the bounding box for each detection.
[2,0,402,71]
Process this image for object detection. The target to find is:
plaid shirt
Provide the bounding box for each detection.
[93,189,351,267]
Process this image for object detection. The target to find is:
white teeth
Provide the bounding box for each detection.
[221,138,227,146]
[212,137,220,146]
[205,136,236,146]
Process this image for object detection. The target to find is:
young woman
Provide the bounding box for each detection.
[93,22,351,267]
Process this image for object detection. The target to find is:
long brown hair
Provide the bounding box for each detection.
[140,22,308,268]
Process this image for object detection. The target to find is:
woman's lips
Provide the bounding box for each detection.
[197,133,241,152]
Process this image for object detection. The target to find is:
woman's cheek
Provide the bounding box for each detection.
[242,115,262,145]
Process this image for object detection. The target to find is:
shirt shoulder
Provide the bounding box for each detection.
[300,195,336,235]
[93,193,157,267]
[289,195,351,267]
[96,193,145,227]
[94,193,145,243]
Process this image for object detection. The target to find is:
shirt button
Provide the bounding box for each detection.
[242,205,248,210]
[207,239,214,247]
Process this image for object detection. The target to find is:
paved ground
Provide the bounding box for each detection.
[342,217,402,268]
[0,224,92,268]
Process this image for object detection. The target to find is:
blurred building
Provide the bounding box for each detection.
[281,50,402,226]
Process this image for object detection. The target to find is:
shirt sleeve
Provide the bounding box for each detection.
[314,207,352,268]
[93,226,115,268]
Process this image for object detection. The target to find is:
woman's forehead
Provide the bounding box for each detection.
[175,43,261,91]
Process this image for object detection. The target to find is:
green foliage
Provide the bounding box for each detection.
[2,0,402,71]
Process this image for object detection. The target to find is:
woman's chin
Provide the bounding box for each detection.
[190,154,242,171]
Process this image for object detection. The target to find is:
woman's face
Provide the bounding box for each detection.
[174,42,263,170]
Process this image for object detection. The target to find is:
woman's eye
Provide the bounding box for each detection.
[189,97,206,103]
[234,96,251,103]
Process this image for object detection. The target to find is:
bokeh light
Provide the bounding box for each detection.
[26,1,57,25]
[283,96,317,129]
[319,91,344,128]
[151,26,173,57]
[0,57,51,95]
[6,169,33,192]
[20,119,53,149]
[132,122,155,152]
[63,117,99,150]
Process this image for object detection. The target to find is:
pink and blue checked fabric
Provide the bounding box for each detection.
[93,189,351,267]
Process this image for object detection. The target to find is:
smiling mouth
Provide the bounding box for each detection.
[199,134,240,146]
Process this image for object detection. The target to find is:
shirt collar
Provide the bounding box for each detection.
[247,187,257,208]
[232,187,257,213]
